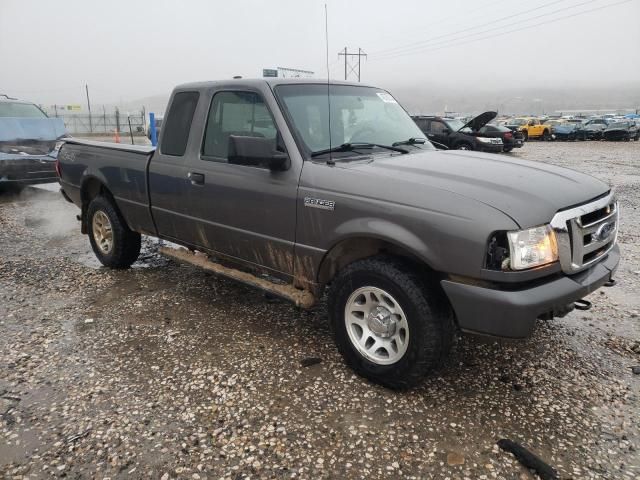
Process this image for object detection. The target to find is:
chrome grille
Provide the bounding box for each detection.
[550,192,618,273]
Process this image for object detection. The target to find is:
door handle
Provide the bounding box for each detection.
[188,172,205,185]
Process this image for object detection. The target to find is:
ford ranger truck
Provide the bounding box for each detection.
[57,79,620,388]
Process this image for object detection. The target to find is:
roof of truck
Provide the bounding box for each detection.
[174,78,376,90]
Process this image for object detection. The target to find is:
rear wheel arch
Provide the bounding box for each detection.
[80,177,118,233]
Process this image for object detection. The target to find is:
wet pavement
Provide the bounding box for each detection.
[1,141,639,479]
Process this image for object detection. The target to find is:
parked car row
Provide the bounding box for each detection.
[497,114,640,142]
[411,112,524,153]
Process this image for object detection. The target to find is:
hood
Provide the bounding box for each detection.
[461,111,497,132]
[0,117,66,156]
[0,117,66,142]
[344,150,609,228]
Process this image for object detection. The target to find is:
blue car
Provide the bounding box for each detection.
[0,95,67,190]
[551,122,587,141]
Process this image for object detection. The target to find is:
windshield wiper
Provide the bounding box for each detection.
[392,137,427,147]
[311,142,409,158]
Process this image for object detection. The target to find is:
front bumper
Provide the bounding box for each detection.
[441,244,619,338]
[504,138,524,149]
[478,143,504,153]
[0,156,57,185]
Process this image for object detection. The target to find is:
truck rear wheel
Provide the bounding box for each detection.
[328,256,454,389]
[87,196,141,269]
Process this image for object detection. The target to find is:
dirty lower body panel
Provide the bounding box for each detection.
[159,246,316,308]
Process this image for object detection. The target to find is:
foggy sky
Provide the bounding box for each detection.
[1,0,639,110]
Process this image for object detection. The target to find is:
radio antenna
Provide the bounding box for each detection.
[324,3,334,165]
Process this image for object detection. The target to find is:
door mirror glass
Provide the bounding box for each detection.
[227,135,289,171]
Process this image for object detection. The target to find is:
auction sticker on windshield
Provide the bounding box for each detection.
[376,92,397,103]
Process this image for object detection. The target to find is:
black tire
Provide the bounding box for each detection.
[328,256,454,389]
[542,130,551,141]
[87,195,141,268]
[522,130,529,141]
[503,147,513,153]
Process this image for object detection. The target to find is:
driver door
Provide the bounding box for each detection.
[182,89,301,278]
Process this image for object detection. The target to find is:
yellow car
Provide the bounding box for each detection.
[506,117,552,141]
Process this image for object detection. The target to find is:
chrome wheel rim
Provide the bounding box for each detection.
[344,286,409,365]
[92,210,113,255]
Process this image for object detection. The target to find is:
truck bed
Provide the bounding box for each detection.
[58,138,156,235]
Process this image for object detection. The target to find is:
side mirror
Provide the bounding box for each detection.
[227,135,290,171]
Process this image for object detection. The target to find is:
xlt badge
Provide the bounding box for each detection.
[304,197,335,211]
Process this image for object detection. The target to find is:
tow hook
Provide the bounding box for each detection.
[574,299,592,311]
[604,278,616,287]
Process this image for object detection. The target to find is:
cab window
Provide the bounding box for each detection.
[202,91,277,161]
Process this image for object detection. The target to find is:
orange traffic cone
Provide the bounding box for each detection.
[114,129,120,143]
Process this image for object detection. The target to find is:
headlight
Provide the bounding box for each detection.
[507,224,558,270]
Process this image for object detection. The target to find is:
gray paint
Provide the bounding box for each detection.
[58,79,618,338]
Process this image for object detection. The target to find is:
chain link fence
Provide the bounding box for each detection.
[47,109,146,136]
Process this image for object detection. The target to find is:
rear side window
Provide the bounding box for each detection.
[202,91,277,160]
[161,91,199,156]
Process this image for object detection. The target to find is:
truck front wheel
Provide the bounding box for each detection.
[87,195,141,269]
[328,256,454,389]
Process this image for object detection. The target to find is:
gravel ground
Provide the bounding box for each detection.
[1,141,639,479]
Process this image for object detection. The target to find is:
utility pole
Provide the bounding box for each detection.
[338,47,367,82]
[85,84,93,133]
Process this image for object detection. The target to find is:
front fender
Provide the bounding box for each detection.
[332,217,436,268]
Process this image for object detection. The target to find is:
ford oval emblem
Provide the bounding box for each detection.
[594,222,615,242]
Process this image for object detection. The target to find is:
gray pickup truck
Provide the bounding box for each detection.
[57,79,619,388]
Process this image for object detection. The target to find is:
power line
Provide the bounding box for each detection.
[365,0,510,52]
[371,0,570,57]
[373,0,601,59]
[372,0,633,61]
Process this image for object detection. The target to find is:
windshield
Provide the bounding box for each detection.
[609,122,629,128]
[0,102,48,118]
[510,119,527,126]
[274,84,433,156]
